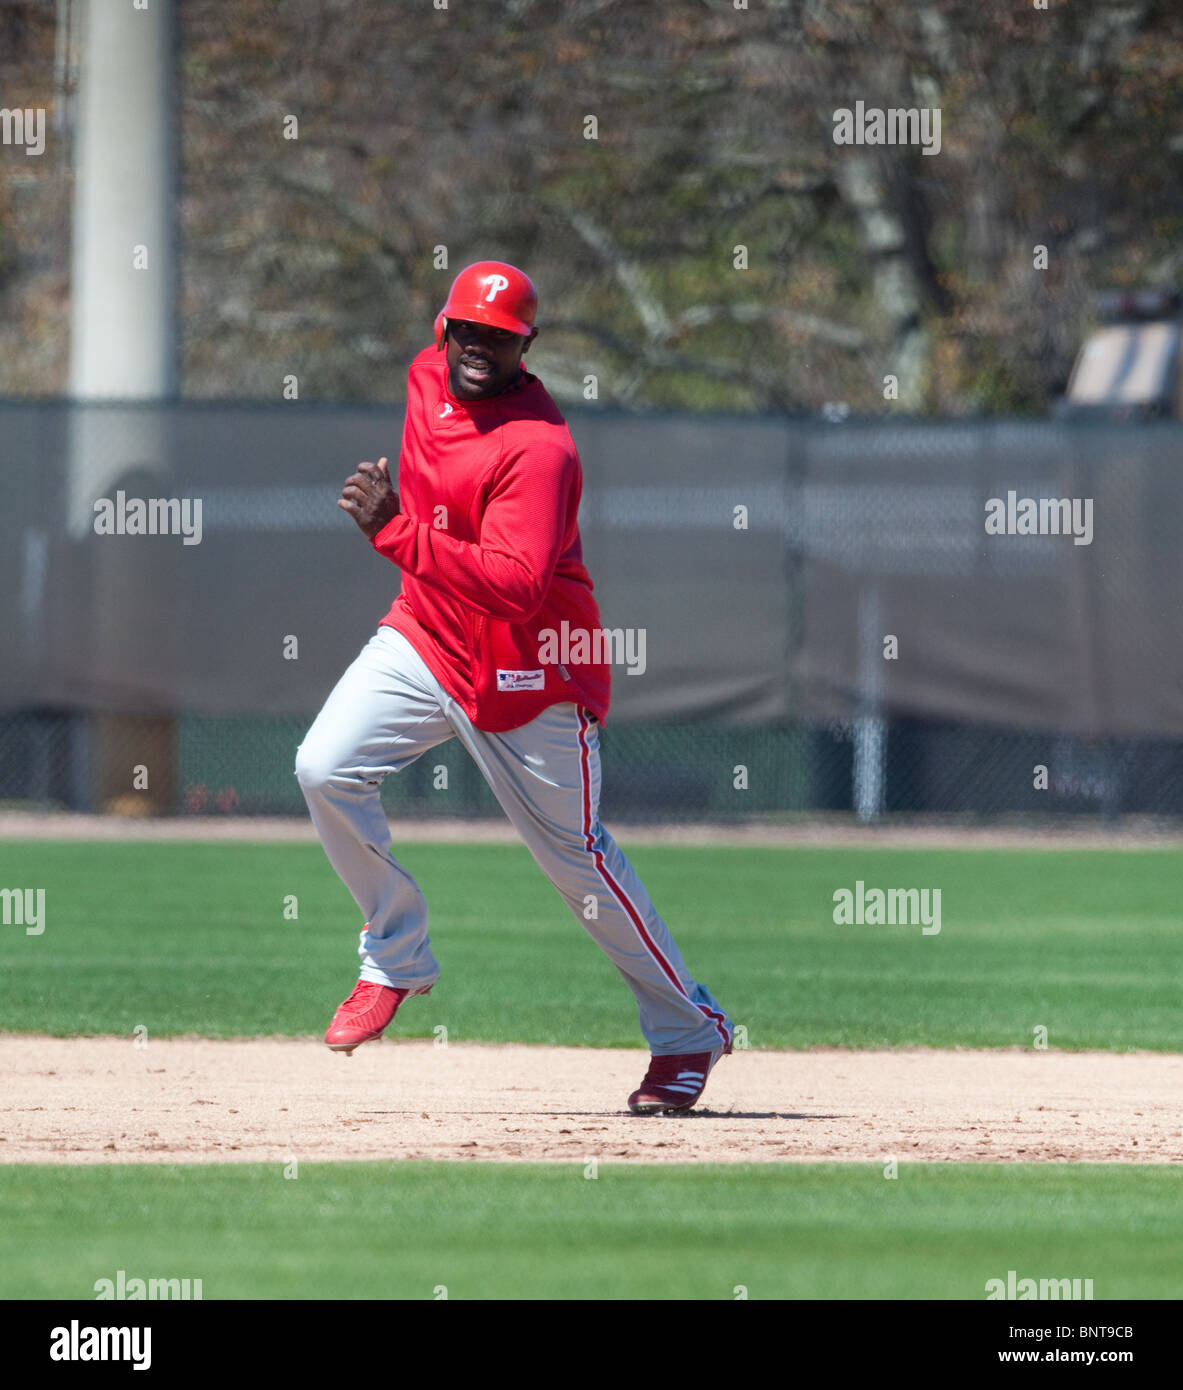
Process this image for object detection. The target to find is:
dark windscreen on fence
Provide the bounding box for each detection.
[3,401,1182,818]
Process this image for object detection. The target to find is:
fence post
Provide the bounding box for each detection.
[853,584,886,821]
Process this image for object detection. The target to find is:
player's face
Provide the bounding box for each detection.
[445,319,536,400]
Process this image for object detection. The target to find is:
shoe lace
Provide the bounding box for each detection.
[340,980,376,1011]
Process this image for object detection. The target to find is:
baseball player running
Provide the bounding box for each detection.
[295,260,733,1113]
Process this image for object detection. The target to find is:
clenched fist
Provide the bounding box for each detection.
[339,457,400,539]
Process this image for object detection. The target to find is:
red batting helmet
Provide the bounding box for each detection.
[435,261,538,349]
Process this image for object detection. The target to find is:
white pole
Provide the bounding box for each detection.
[853,586,886,821]
[67,0,176,534]
[65,0,178,813]
[68,0,175,400]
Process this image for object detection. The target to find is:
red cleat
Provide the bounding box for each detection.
[627,1050,724,1115]
[324,980,431,1054]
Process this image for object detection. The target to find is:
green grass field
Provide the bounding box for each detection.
[2,1161,1180,1301]
[3,839,1180,1301]
[0,841,1180,1050]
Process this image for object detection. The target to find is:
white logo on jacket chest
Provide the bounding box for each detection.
[497,669,546,692]
[439,402,454,418]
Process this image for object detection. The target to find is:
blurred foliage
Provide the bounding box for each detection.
[0,0,1180,413]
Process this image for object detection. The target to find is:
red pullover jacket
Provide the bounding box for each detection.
[371,345,610,733]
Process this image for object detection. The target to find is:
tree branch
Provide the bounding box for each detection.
[563,210,674,342]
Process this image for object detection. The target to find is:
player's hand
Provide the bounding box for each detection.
[338,457,400,539]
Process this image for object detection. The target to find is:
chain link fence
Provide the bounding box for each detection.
[3,402,1183,826]
[3,710,1183,825]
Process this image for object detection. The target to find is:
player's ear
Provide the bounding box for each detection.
[520,327,539,355]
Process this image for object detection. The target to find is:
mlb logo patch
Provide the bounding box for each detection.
[497,668,545,692]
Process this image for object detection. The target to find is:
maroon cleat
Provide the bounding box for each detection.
[324,979,431,1054]
[627,1050,724,1115]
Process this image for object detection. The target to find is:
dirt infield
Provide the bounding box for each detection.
[2,1036,1179,1166]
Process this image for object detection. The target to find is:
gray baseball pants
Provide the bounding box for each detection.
[294,625,732,1056]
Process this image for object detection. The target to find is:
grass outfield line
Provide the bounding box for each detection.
[1,1162,1179,1300]
[1,842,1181,1050]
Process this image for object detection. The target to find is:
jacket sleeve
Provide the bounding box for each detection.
[370,444,575,622]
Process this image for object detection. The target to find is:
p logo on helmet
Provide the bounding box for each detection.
[435,261,538,349]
